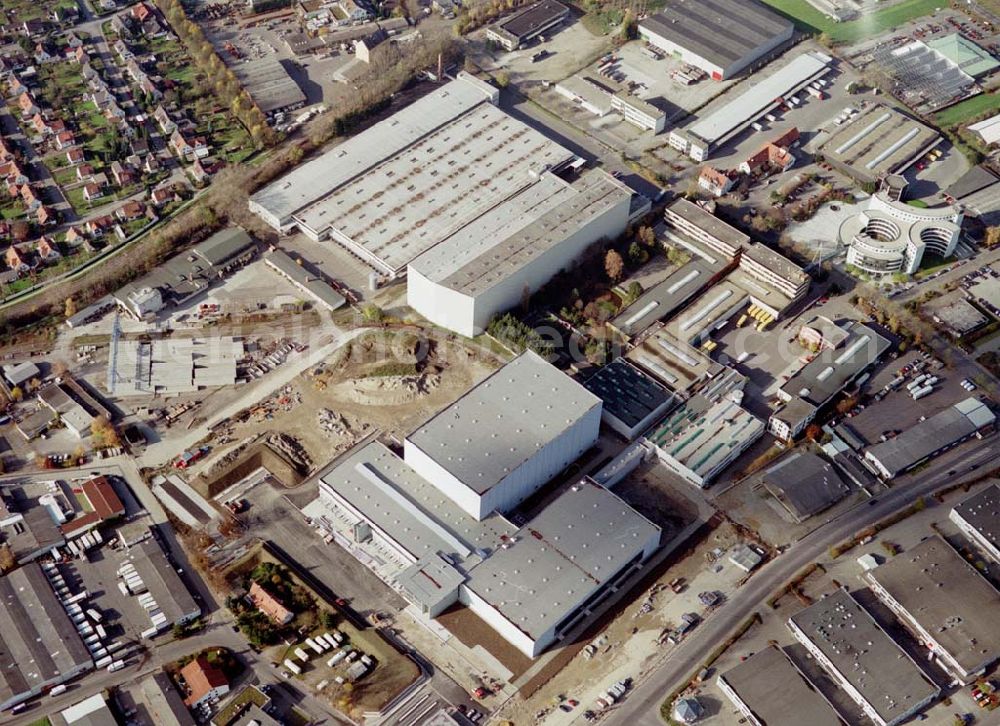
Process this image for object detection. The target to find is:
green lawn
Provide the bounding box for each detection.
[935,93,1000,127]
[54,166,80,187]
[582,7,626,36]
[761,0,946,43]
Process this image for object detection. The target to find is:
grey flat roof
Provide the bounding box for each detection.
[665,198,749,255]
[0,487,66,560]
[789,589,938,725]
[0,562,92,705]
[946,164,1000,200]
[319,440,515,561]
[320,447,659,641]
[719,645,844,726]
[762,452,850,520]
[687,52,830,145]
[265,249,346,310]
[952,484,1000,552]
[463,477,659,640]
[866,397,995,476]
[742,243,809,288]
[250,76,497,224]
[409,169,630,296]
[927,296,988,334]
[140,673,196,726]
[3,361,40,387]
[582,359,675,430]
[771,396,818,432]
[626,327,719,393]
[638,0,791,70]
[493,0,568,39]
[229,56,306,114]
[406,351,602,496]
[819,104,938,180]
[867,536,1000,674]
[193,228,255,267]
[610,258,718,337]
[292,99,573,274]
[780,322,890,407]
[128,539,200,625]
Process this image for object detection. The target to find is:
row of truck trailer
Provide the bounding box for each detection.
[281,630,375,684]
[40,559,128,684]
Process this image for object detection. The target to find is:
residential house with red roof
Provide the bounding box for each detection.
[150,186,173,206]
[31,113,51,135]
[698,166,736,197]
[248,581,294,625]
[179,656,230,708]
[110,161,133,187]
[83,182,103,202]
[5,246,31,274]
[66,147,85,166]
[66,226,86,244]
[132,2,154,22]
[20,184,40,210]
[36,235,60,261]
[739,128,800,177]
[54,131,76,150]
[36,205,54,227]
[86,215,114,237]
[170,130,209,161]
[18,92,38,116]
[116,199,145,221]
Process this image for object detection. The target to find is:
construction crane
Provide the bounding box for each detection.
[106,309,122,395]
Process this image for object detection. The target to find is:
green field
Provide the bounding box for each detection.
[761,0,946,43]
[935,93,1000,127]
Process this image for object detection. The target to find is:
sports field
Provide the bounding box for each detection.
[761,0,946,43]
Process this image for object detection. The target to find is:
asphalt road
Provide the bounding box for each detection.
[599,437,1000,726]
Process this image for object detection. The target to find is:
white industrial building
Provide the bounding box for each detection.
[950,483,1000,563]
[718,646,845,726]
[403,351,602,520]
[647,389,764,487]
[407,168,631,337]
[555,75,666,133]
[969,113,1000,145]
[864,397,995,479]
[249,74,592,277]
[311,351,660,658]
[638,0,793,81]
[0,562,94,711]
[865,536,1000,685]
[840,191,963,276]
[249,72,643,336]
[788,588,939,726]
[668,52,831,160]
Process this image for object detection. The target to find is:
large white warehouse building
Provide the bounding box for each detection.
[407,168,631,337]
[404,350,602,520]
[311,351,660,658]
[249,72,637,335]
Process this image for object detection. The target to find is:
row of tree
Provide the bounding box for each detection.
[155,0,276,148]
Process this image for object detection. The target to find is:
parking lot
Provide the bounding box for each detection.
[839,351,978,446]
[687,49,862,173]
